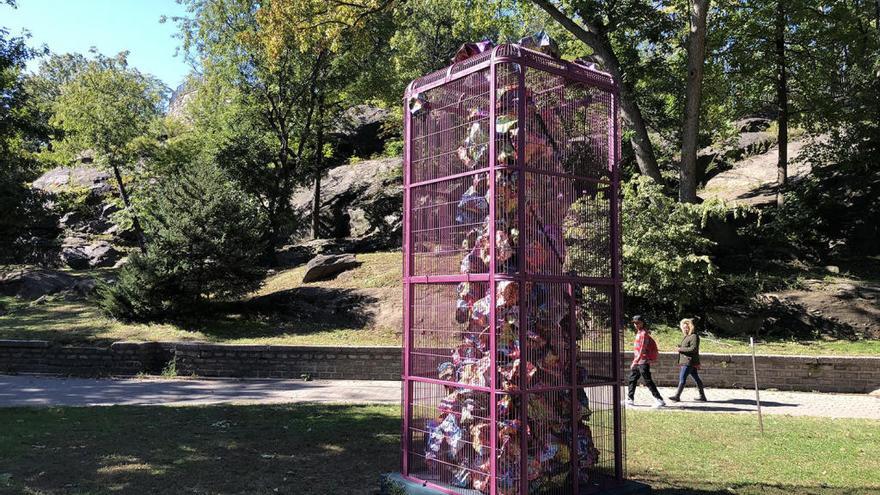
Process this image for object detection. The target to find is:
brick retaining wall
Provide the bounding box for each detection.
[0,340,877,393]
[0,340,172,376]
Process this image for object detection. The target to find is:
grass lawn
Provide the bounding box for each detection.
[646,324,880,356]
[0,405,877,495]
[0,253,402,347]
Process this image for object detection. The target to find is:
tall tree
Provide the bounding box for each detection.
[0,12,56,262]
[255,0,394,239]
[50,52,167,252]
[678,0,710,203]
[773,0,788,207]
[532,0,665,182]
[175,0,393,246]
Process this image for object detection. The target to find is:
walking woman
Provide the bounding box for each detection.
[669,318,707,402]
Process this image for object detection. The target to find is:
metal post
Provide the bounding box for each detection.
[609,85,625,482]
[750,337,764,434]
[488,50,498,495]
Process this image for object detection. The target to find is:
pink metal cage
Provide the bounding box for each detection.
[401,44,624,495]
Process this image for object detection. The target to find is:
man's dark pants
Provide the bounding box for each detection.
[627,363,663,401]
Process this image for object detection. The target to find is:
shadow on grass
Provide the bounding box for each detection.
[0,403,400,495]
[186,286,382,338]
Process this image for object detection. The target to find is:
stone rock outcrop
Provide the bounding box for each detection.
[301,254,361,283]
[168,81,197,121]
[31,164,134,268]
[61,236,122,269]
[0,267,95,300]
[290,157,403,250]
[32,165,113,196]
[332,105,393,158]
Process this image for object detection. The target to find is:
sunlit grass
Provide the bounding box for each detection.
[648,324,880,356]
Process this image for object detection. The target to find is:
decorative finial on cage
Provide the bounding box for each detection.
[517,31,560,59]
[452,39,495,63]
[407,93,429,116]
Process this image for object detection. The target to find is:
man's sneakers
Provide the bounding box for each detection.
[625,398,667,408]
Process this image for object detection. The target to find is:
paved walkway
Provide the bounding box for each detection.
[0,375,399,407]
[629,385,879,419]
[0,375,877,420]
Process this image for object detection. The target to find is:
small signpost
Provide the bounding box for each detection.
[750,336,764,434]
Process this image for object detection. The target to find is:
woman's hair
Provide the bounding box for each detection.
[679,318,696,335]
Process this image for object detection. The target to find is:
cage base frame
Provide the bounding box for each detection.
[380,473,651,495]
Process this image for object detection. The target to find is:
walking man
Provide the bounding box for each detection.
[626,315,666,408]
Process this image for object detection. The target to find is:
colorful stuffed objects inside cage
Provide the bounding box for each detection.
[401,42,625,495]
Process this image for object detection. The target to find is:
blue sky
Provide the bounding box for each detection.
[2,0,191,88]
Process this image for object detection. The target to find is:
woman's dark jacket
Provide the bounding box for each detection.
[677,334,701,366]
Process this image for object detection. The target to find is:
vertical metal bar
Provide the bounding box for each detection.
[568,280,579,493]
[516,63,528,495]
[561,74,582,495]
[488,52,498,495]
[401,94,413,477]
[608,85,625,482]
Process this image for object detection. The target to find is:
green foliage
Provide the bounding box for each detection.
[49,51,167,166]
[381,138,404,157]
[771,135,880,261]
[0,21,57,263]
[99,162,267,321]
[621,176,720,313]
[50,185,101,218]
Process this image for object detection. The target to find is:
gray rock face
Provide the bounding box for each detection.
[302,254,361,283]
[0,268,79,300]
[32,166,113,195]
[706,305,765,335]
[734,117,772,133]
[289,157,403,250]
[168,81,197,121]
[332,105,393,158]
[61,236,122,269]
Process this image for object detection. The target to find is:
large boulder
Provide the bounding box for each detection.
[290,157,403,249]
[332,105,393,158]
[697,131,777,185]
[706,305,764,336]
[32,165,113,196]
[168,81,197,121]
[302,254,361,283]
[61,236,122,269]
[0,267,81,300]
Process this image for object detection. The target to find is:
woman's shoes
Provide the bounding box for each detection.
[668,395,680,402]
[694,395,708,402]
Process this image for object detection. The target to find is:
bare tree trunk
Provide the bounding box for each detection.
[311,94,325,239]
[532,0,664,183]
[775,0,789,208]
[679,0,710,203]
[110,163,146,254]
[876,0,880,35]
[311,175,322,239]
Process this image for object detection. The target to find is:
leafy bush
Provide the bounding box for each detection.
[622,176,722,313]
[771,134,880,261]
[381,138,403,157]
[99,161,266,320]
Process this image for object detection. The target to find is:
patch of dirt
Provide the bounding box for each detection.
[770,279,880,339]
